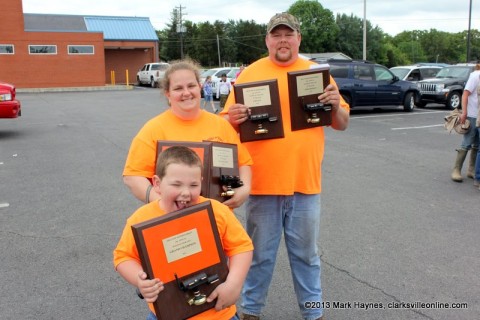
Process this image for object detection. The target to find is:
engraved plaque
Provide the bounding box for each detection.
[233,79,284,142]
[287,66,332,131]
[132,201,228,320]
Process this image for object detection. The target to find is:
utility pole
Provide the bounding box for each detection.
[466,0,472,62]
[175,5,187,59]
[217,34,221,66]
[362,0,366,60]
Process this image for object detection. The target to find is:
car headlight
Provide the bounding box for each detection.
[0,93,12,101]
[436,84,445,92]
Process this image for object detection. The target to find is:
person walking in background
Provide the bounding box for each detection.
[452,62,480,183]
[202,75,217,113]
[221,12,349,320]
[123,59,252,209]
[216,73,231,110]
[235,65,245,79]
[460,62,480,188]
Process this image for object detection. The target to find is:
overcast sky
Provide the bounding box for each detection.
[22,0,478,36]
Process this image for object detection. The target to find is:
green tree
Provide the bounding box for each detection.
[335,13,363,59]
[287,0,339,53]
[191,21,218,67]
[225,20,266,64]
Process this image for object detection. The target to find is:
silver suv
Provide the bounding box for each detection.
[136,62,170,88]
[390,65,442,82]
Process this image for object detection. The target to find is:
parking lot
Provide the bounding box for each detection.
[1,87,478,320]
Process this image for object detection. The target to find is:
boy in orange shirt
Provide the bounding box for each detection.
[114,146,253,320]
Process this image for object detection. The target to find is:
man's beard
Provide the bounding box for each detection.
[275,50,292,62]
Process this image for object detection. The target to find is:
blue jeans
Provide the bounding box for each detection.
[476,127,480,181]
[460,117,479,150]
[147,311,240,320]
[241,193,323,320]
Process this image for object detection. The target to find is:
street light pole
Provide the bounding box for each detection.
[363,0,367,60]
[466,0,472,62]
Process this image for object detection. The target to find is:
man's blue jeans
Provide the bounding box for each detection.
[241,193,323,320]
[460,116,479,150]
[476,127,480,181]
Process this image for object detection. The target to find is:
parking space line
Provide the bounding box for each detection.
[391,124,444,130]
[351,110,445,119]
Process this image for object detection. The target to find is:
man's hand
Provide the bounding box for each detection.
[227,103,250,127]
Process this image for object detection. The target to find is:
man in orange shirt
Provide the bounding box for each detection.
[221,13,349,320]
[114,146,253,320]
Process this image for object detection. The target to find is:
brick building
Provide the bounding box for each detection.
[0,0,159,88]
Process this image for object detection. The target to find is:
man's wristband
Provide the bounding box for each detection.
[145,184,153,203]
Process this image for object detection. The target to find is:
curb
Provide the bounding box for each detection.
[17,85,135,93]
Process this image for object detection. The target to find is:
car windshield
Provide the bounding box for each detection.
[201,69,220,78]
[436,67,471,78]
[151,64,168,71]
[226,68,240,78]
[390,68,409,79]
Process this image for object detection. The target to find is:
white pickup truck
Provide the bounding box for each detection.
[136,62,170,88]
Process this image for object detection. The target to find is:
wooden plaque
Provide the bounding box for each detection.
[233,79,284,142]
[203,141,240,202]
[132,201,228,320]
[157,140,240,202]
[287,67,332,131]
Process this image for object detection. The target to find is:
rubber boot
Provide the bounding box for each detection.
[466,147,478,179]
[451,149,468,182]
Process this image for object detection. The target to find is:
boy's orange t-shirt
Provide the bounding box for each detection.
[113,196,253,320]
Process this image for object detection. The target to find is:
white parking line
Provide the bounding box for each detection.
[0,203,10,208]
[391,124,444,130]
[351,110,445,119]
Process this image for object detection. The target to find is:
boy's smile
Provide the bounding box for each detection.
[153,163,202,213]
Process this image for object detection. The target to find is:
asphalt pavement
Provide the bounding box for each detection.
[0,87,478,320]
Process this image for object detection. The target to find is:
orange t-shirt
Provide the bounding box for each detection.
[223,57,349,195]
[113,196,253,320]
[123,109,253,178]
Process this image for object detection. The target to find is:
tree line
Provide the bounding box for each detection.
[157,0,480,68]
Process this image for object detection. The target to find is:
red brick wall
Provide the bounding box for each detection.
[0,0,158,88]
[0,32,106,88]
[2,0,24,36]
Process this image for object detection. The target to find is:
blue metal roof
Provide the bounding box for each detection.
[84,16,158,41]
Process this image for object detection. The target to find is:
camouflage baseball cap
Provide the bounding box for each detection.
[267,12,300,33]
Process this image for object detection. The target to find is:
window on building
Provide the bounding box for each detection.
[0,44,14,54]
[68,45,94,55]
[29,45,57,54]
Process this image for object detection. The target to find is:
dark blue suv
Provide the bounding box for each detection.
[314,59,420,112]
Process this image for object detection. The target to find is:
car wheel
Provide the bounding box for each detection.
[136,76,141,86]
[446,92,461,110]
[150,77,156,88]
[403,92,414,112]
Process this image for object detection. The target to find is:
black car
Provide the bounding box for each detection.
[416,64,476,109]
[313,59,420,112]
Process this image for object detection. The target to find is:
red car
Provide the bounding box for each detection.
[0,81,21,118]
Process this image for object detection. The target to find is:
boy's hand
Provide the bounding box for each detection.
[206,281,241,311]
[137,271,164,303]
